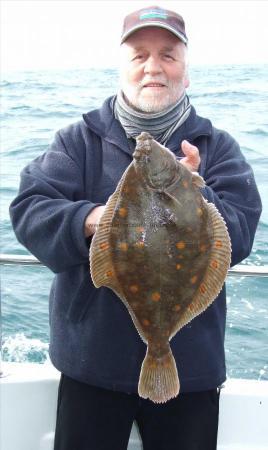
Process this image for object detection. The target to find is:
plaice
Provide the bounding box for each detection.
[89,132,231,403]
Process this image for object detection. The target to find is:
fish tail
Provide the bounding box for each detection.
[138,345,180,403]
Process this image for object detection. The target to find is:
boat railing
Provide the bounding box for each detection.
[1,253,268,276]
[1,254,268,377]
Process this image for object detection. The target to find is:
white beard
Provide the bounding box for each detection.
[120,78,184,113]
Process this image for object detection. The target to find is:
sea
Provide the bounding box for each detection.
[1,64,268,381]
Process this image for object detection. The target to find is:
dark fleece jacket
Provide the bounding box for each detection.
[9,97,262,393]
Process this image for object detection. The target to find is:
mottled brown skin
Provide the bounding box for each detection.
[90,131,231,402]
[109,133,213,358]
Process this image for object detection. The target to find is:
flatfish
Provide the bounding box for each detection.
[90,132,231,403]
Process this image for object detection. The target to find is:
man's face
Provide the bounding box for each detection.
[120,27,189,113]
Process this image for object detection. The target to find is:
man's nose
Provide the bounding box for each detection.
[144,56,163,75]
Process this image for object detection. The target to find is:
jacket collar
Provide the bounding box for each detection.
[83,96,212,156]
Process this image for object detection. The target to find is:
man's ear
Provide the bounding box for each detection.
[183,50,190,88]
[184,74,190,89]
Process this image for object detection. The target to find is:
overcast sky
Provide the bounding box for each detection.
[1,0,268,72]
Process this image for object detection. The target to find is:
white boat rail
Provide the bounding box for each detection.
[1,253,268,276]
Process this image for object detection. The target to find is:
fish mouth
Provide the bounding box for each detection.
[134,132,153,161]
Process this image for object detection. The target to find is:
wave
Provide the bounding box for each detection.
[10,105,38,111]
[2,333,49,364]
[241,145,264,154]
[2,110,81,121]
[5,107,81,118]
[258,220,268,229]
[3,143,48,160]
[243,128,268,137]
[1,80,57,91]
[190,90,265,99]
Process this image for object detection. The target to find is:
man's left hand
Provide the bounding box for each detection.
[180,140,200,172]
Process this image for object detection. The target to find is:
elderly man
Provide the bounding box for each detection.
[10,6,261,450]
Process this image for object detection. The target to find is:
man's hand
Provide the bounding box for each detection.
[84,205,106,237]
[180,140,200,172]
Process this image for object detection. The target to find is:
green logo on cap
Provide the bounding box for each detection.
[140,10,168,20]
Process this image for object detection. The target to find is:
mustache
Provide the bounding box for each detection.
[133,79,179,90]
[140,79,167,87]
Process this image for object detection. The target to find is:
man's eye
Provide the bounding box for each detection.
[132,55,143,61]
[164,54,174,60]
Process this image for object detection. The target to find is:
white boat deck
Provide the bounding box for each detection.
[1,362,268,450]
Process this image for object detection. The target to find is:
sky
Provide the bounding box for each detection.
[1,0,268,72]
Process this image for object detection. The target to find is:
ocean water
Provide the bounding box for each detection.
[1,65,268,381]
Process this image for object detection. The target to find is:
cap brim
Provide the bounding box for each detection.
[121,22,188,44]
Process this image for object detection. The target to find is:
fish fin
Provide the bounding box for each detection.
[192,172,206,188]
[91,209,148,344]
[89,161,138,289]
[170,200,231,337]
[121,304,148,345]
[90,163,149,345]
[138,344,180,403]
[90,160,142,292]
[89,187,121,289]
[89,161,133,291]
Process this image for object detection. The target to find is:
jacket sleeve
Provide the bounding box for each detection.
[200,130,262,266]
[9,127,101,273]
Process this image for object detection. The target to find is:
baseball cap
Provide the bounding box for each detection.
[121,5,188,45]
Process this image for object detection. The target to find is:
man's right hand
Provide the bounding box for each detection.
[84,205,106,237]
[180,140,200,172]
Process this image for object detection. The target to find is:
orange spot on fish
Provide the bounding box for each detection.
[142,319,150,327]
[190,275,198,284]
[174,304,181,312]
[182,180,189,189]
[197,208,203,216]
[176,241,186,250]
[129,285,139,293]
[211,260,219,269]
[161,330,169,337]
[215,240,223,248]
[118,207,127,218]
[151,292,161,302]
[200,284,206,294]
[136,226,145,233]
[176,264,182,270]
[118,242,128,251]
[135,241,145,248]
[106,270,113,278]
[199,244,207,253]
[188,304,195,312]
[99,242,109,251]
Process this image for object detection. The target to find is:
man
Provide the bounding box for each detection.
[9,6,262,450]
